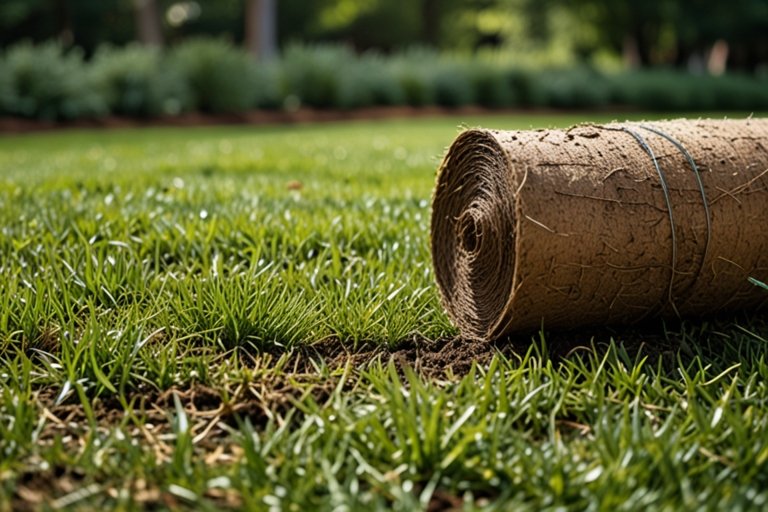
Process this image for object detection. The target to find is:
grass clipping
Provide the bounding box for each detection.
[431,118,768,340]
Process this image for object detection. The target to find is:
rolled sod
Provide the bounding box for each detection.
[431,119,768,341]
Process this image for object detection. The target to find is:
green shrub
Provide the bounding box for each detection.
[391,53,477,108]
[611,71,671,110]
[0,60,12,115]
[610,70,768,111]
[536,68,611,108]
[169,38,261,114]
[278,45,403,110]
[432,61,475,107]
[504,68,538,107]
[758,74,768,108]
[0,41,106,120]
[251,60,281,109]
[91,44,191,117]
[609,70,713,111]
[393,67,434,107]
[278,44,348,108]
[388,49,438,107]
[342,52,405,108]
[467,62,513,108]
[710,74,768,110]
[3,39,768,118]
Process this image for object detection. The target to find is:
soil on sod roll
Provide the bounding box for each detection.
[431,118,768,341]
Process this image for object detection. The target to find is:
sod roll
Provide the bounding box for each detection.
[431,119,768,340]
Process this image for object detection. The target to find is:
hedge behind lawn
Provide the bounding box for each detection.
[1,38,767,120]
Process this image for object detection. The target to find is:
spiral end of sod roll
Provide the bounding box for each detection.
[431,129,521,341]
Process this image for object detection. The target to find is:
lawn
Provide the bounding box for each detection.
[1,113,768,510]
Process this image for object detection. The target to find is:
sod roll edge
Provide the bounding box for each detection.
[431,119,768,340]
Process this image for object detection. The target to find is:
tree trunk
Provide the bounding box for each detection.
[133,0,163,47]
[622,35,641,69]
[421,0,440,46]
[53,0,73,45]
[244,0,277,60]
[633,26,653,66]
[706,39,729,75]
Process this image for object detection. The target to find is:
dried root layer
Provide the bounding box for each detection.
[431,119,768,340]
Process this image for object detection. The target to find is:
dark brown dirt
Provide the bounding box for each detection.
[292,335,501,378]
[269,319,687,379]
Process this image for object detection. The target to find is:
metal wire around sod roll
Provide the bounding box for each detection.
[637,124,712,286]
[614,125,679,310]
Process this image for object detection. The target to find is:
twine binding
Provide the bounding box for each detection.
[637,124,712,286]
[602,125,679,310]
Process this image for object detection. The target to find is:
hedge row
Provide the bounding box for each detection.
[1,39,767,120]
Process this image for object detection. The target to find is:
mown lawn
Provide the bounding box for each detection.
[1,114,768,510]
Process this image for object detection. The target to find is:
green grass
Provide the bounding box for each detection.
[2,113,768,510]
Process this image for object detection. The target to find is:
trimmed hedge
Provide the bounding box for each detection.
[170,38,274,113]
[0,42,106,120]
[1,38,767,120]
[91,44,191,117]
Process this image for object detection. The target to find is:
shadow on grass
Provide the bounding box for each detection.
[282,311,768,379]
[513,311,768,373]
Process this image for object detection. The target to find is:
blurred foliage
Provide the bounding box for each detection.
[169,38,262,113]
[1,38,767,120]
[0,0,136,51]
[0,41,106,120]
[278,44,351,109]
[535,68,613,108]
[1,0,766,72]
[91,44,191,117]
[559,0,768,69]
[388,49,439,107]
[609,70,768,111]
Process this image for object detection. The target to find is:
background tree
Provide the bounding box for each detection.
[133,0,164,46]
[244,0,276,59]
[559,0,768,71]
[0,0,766,72]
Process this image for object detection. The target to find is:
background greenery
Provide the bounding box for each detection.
[2,0,767,70]
[2,0,768,120]
[2,39,768,120]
